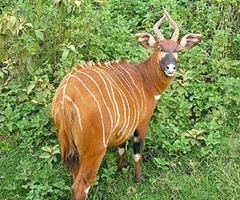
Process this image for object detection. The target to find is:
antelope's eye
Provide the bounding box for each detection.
[175,46,183,52]
[158,46,164,51]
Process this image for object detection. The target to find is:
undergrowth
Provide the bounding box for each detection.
[0,0,239,199]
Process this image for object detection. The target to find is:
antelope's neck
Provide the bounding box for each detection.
[136,58,175,97]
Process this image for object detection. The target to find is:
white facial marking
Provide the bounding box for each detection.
[134,154,140,162]
[85,186,91,194]
[167,64,176,72]
[165,64,176,77]
[154,95,161,100]
[118,148,125,156]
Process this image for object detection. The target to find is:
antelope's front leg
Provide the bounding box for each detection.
[133,130,145,183]
[117,142,128,172]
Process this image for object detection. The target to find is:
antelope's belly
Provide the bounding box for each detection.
[106,122,137,148]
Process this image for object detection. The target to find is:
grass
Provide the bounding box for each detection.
[0,1,239,200]
[0,131,239,200]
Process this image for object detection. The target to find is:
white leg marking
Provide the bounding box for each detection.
[118,148,125,156]
[134,136,140,143]
[85,186,91,194]
[134,154,140,162]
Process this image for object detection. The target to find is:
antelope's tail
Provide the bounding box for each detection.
[51,99,79,173]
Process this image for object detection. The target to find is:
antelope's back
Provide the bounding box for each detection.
[51,61,146,148]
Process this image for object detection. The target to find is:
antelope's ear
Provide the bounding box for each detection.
[135,33,156,49]
[178,33,202,51]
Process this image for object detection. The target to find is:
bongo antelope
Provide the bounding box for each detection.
[51,9,202,200]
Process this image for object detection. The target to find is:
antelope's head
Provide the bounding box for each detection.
[136,9,202,77]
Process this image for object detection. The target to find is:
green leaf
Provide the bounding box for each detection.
[52,149,60,154]
[25,23,33,28]
[196,135,205,140]
[231,60,240,66]
[61,49,69,61]
[35,29,44,41]
[36,91,44,101]
[0,48,8,62]
[0,71,4,79]
[26,64,34,74]
[69,45,77,53]
[9,16,17,26]
[27,83,35,94]
[191,139,201,147]
[75,1,81,7]
[42,146,52,152]
[40,152,51,159]
[154,158,169,166]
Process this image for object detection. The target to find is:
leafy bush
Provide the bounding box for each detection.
[0,0,239,199]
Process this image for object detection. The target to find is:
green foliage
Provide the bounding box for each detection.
[40,145,60,168]
[0,0,239,199]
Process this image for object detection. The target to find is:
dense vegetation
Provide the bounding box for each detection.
[0,0,239,199]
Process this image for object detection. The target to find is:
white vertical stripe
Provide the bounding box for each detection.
[106,63,133,139]
[96,68,128,143]
[107,63,138,143]
[91,69,119,132]
[132,64,146,113]
[78,64,86,69]
[117,63,144,113]
[63,95,83,130]
[69,74,107,147]
[51,75,69,116]
[74,69,114,136]
[62,75,71,110]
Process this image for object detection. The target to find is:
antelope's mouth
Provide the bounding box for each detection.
[159,63,177,77]
[164,71,175,77]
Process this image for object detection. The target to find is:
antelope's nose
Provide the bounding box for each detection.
[166,64,176,73]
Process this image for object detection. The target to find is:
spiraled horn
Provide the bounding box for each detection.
[163,8,179,41]
[153,15,166,41]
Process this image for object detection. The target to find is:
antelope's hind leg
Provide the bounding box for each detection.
[117,142,128,172]
[71,149,106,200]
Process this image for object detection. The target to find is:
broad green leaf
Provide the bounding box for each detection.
[231,60,240,66]
[52,149,60,154]
[42,146,52,152]
[61,49,69,61]
[35,29,44,41]
[0,71,4,79]
[75,1,81,7]
[197,135,205,140]
[36,91,44,101]
[9,16,17,26]
[40,152,51,159]
[26,64,34,74]
[27,83,35,94]
[25,23,33,28]
[0,48,8,62]
[69,45,77,53]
